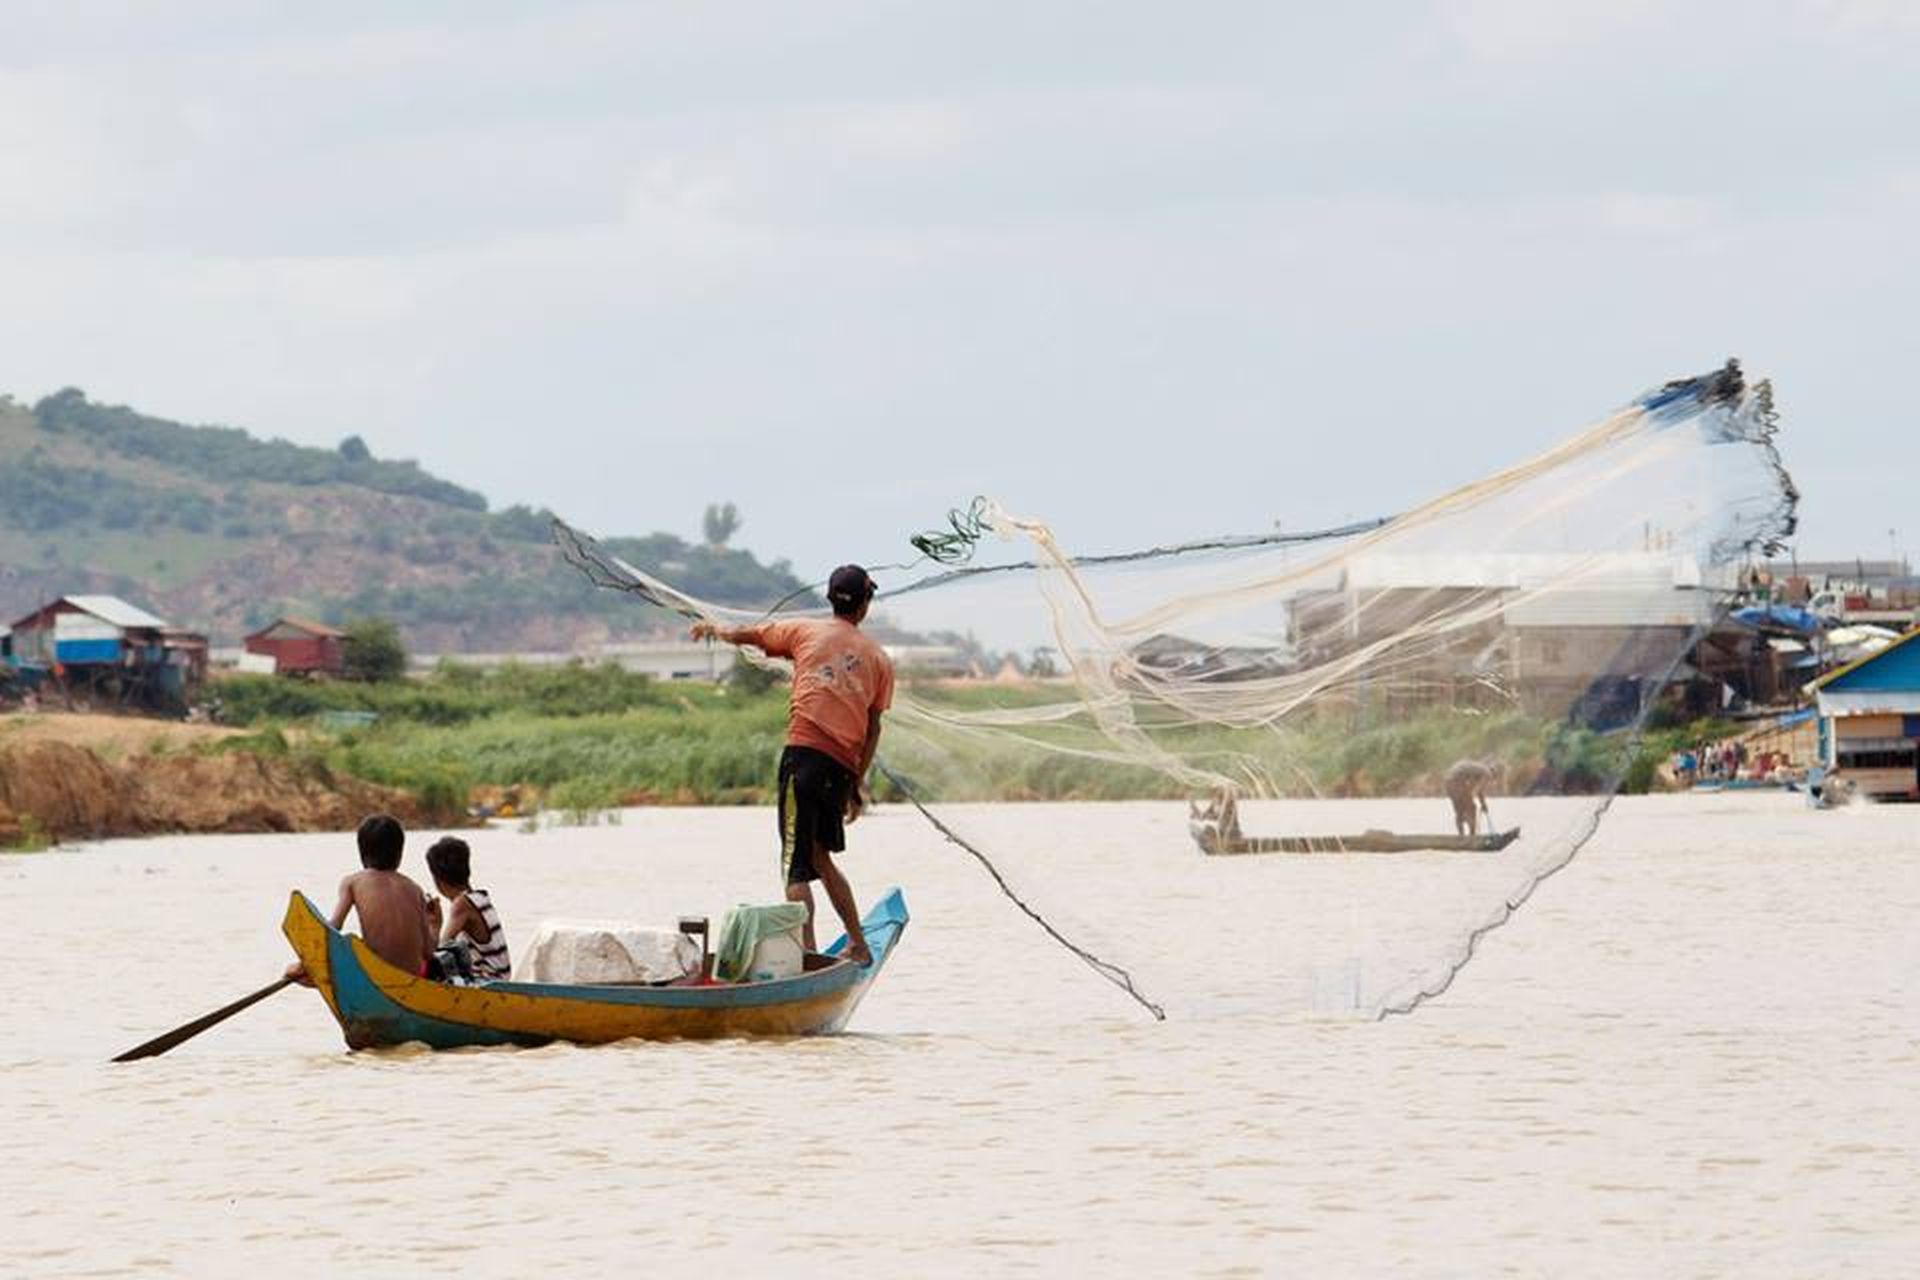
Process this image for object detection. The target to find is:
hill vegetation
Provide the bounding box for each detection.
[0,390,808,650]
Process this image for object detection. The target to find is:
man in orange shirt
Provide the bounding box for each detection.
[692,565,892,965]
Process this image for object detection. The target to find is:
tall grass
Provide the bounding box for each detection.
[208,665,1724,807]
[326,702,790,806]
[215,660,670,727]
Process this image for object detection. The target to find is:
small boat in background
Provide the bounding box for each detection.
[1188,788,1520,855]
[282,887,907,1050]
[1194,826,1521,856]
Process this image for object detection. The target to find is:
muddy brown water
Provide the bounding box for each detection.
[3,795,1917,1276]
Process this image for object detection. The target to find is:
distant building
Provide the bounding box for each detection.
[1763,558,1910,590]
[1760,557,1920,623]
[160,627,210,687]
[7,594,168,668]
[1288,552,1773,721]
[882,643,974,679]
[3,594,205,710]
[1133,633,1292,683]
[244,617,347,676]
[1807,627,1920,800]
[581,640,725,681]
[408,640,726,682]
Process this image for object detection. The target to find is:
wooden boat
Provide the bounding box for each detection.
[282,887,908,1050]
[1194,826,1521,856]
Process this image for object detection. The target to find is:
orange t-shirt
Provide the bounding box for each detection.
[738,617,894,772]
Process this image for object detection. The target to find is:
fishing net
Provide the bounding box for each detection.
[556,360,1797,1021]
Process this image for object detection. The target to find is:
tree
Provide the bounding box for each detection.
[702,501,741,547]
[338,435,372,463]
[342,617,409,682]
[726,651,785,695]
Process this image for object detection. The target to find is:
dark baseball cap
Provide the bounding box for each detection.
[827,564,876,606]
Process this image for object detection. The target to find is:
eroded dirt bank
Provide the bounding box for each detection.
[0,740,435,843]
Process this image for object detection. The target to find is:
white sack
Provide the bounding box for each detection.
[517,920,700,984]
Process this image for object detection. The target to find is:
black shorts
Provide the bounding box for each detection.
[778,745,855,884]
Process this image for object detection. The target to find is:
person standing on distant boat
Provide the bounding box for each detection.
[1444,758,1502,837]
[691,565,892,966]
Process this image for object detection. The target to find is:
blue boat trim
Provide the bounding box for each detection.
[291,887,908,1048]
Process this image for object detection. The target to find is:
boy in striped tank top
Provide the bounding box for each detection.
[424,837,511,984]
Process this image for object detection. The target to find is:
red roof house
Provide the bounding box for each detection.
[244,617,347,676]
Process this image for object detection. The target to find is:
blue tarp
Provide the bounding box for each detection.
[1733,604,1823,634]
[53,638,122,664]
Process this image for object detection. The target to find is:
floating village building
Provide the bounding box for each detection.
[1806,627,1920,800]
[243,616,347,676]
[1,594,206,710]
[1275,552,1779,723]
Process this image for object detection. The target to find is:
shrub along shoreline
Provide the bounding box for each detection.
[199,665,1725,818]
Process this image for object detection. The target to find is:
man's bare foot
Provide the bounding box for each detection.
[845,939,872,967]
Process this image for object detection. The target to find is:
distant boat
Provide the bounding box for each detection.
[282,888,907,1050]
[1194,826,1521,856]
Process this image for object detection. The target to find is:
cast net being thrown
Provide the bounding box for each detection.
[556,361,1797,1022]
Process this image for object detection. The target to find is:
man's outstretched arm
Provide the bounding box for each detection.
[691,619,789,656]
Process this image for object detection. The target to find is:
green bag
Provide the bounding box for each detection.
[715,902,809,981]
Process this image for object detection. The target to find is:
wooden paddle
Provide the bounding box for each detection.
[111,976,294,1063]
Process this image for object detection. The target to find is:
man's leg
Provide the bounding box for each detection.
[811,847,871,966]
[777,749,817,948]
[784,876,818,952]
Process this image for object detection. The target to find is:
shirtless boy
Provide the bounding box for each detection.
[285,813,437,984]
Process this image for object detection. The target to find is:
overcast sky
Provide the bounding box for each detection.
[3,2,1916,581]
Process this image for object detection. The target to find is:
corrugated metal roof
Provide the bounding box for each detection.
[62,595,169,630]
[277,616,348,638]
[1816,688,1920,716]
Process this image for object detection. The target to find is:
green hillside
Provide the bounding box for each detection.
[0,390,808,650]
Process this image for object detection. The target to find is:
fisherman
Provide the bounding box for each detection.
[691,565,892,965]
[285,813,437,984]
[1189,785,1243,852]
[1443,758,1503,837]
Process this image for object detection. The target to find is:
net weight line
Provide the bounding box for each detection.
[875,761,1167,1022]
[1372,609,1730,1021]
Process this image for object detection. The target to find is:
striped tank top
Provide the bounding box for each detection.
[461,888,511,981]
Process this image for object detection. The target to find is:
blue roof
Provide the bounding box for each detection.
[1812,627,1920,694]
